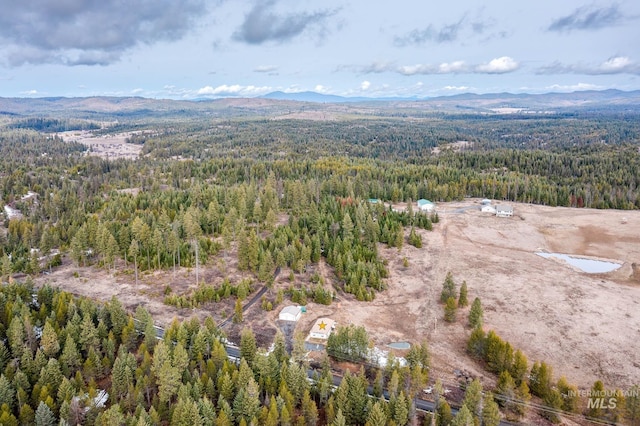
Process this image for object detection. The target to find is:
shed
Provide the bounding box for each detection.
[417,199,435,212]
[481,199,492,205]
[496,204,514,217]
[309,318,336,340]
[481,205,496,213]
[279,305,302,322]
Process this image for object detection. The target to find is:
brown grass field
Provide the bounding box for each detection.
[36,199,640,395]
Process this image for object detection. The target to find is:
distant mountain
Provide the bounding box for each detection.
[1,89,639,120]
[261,91,357,103]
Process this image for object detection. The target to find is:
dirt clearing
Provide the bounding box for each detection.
[36,200,640,393]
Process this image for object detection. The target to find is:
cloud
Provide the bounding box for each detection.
[475,56,519,74]
[233,0,338,44]
[442,85,470,91]
[363,57,518,76]
[20,90,40,96]
[196,84,273,97]
[254,65,278,73]
[545,83,603,92]
[394,19,465,46]
[0,0,205,66]
[548,4,627,32]
[360,81,371,90]
[394,11,503,46]
[398,61,469,75]
[537,56,640,75]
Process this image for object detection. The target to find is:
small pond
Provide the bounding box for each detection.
[387,342,411,350]
[535,252,621,273]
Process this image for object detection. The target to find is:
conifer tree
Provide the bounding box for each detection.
[468,297,483,328]
[458,281,468,307]
[440,272,456,302]
[444,297,457,322]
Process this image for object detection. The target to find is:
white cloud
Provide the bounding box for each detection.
[475,56,519,74]
[545,83,603,92]
[21,89,39,95]
[360,80,371,90]
[442,85,470,91]
[314,84,329,93]
[131,88,144,94]
[196,84,273,97]
[254,65,278,73]
[537,56,640,75]
[397,62,468,75]
[438,61,467,73]
[600,56,632,72]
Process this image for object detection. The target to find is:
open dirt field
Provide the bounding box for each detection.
[58,130,143,159]
[36,200,640,395]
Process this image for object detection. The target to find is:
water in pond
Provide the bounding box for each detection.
[535,252,621,273]
[387,342,411,350]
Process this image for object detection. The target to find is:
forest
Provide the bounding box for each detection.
[0,101,640,424]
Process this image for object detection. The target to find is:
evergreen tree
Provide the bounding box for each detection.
[440,272,456,302]
[34,401,56,426]
[444,297,457,322]
[510,349,528,386]
[481,393,501,426]
[468,297,483,328]
[458,281,468,307]
[436,400,453,426]
[40,321,60,358]
[451,405,473,426]
[366,401,387,426]
[462,379,483,420]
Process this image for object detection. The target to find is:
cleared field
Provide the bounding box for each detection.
[36,200,640,392]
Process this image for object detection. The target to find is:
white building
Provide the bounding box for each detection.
[495,204,514,217]
[481,204,496,213]
[417,199,435,212]
[278,306,302,322]
[309,318,336,340]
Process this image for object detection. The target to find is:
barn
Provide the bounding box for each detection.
[279,305,302,322]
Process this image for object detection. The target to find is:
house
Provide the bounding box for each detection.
[495,204,514,217]
[416,199,435,212]
[481,204,496,213]
[279,306,302,322]
[309,318,336,340]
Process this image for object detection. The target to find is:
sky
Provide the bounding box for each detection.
[0,0,639,99]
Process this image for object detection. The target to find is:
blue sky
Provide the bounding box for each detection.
[0,0,639,99]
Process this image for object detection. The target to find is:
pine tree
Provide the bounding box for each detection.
[462,379,483,420]
[233,378,261,424]
[129,239,139,285]
[239,328,257,365]
[436,400,453,426]
[468,297,483,328]
[440,272,456,302]
[233,299,243,324]
[40,321,60,358]
[451,405,473,426]
[481,393,501,426]
[172,398,204,426]
[556,376,578,412]
[0,375,15,410]
[366,401,387,426]
[34,401,56,426]
[510,349,528,386]
[458,281,468,307]
[444,297,457,322]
